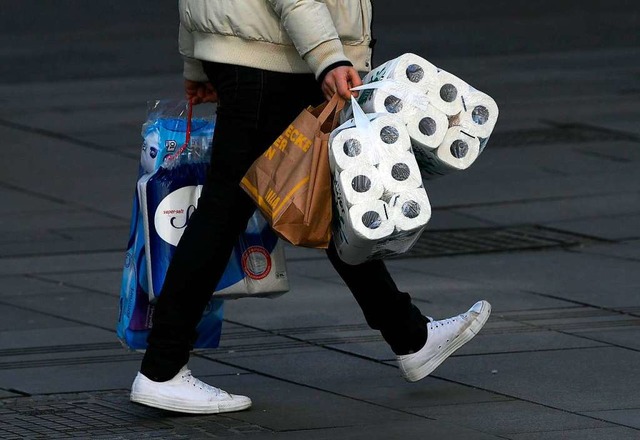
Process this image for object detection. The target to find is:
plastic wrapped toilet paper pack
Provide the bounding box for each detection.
[139,162,289,302]
[329,97,432,264]
[414,127,481,178]
[118,100,291,351]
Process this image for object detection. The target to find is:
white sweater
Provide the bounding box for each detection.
[178,0,373,81]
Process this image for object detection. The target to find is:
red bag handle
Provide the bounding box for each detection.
[164,101,193,163]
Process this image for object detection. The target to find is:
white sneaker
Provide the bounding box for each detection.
[130,366,252,414]
[397,300,491,382]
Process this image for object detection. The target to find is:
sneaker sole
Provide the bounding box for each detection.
[130,393,252,415]
[404,301,492,382]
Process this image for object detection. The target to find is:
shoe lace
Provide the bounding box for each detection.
[180,369,228,396]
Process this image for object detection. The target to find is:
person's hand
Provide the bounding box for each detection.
[321,66,362,101]
[185,79,218,104]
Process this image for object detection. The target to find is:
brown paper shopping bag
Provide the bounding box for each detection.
[240,95,344,249]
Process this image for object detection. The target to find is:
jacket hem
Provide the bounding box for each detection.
[190,33,371,77]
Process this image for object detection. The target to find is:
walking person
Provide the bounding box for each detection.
[130,0,491,414]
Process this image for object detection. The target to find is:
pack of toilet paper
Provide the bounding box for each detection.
[138,162,289,302]
[117,182,224,351]
[330,99,432,265]
[117,101,290,351]
[352,53,499,179]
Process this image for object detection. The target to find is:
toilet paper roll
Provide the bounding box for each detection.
[336,165,385,207]
[458,90,499,138]
[388,188,432,232]
[362,53,438,93]
[345,200,395,241]
[370,114,412,156]
[329,126,377,173]
[414,127,480,177]
[405,105,449,151]
[333,199,396,264]
[377,151,423,195]
[356,87,416,123]
[428,70,468,116]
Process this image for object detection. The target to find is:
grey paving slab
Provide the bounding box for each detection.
[1,210,125,233]
[8,106,148,137]
[451,192,640,226]
[387,249,640,309]
[0,251,123,276]
[0,76,181,112]
[0,355,240,395]
[582,409,640,430]
[223,274,371,331]
[0,389,21,399]
[0,359,140,395]
[509,426,640,440]
[380,268,572,312]
[243,423,504,440]
[0,126,138,216]
[452,330,605,357]
[0,227,129,258]
[0,187,67,213]
[438,347,640,413]
[427,209,497,230]
[573,240,640,262]
[545,213,640,241]
[201,346,511,413]
[30,270,122,297]
[0,303,82,331]
[568,328,640,351]
[197,367,504,438]
[415,399,611,436]
[197,370,421,432]
[0,326,114,350]
[426,171,639,210]
[1,290,119,330]
[467,142,639,183]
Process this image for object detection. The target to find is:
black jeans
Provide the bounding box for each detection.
[141,62,428,381]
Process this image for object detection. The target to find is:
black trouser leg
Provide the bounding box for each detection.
[326,242,427,355]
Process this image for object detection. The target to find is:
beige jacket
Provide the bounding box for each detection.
[178,0,373,82]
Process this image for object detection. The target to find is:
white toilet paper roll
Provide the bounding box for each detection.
[377,151,423,195]
[428,70,468,116]
[336,165,385,207]
[356,87,415,121]
[414,127,480,177]
[329,126,377,173]
[388,188,432,232]
[370,114,412,156]
[346,200,395,241]
[333,199,396,265]
[458,90,499,138]
[362,53,438,93]
[405,105,449,151]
